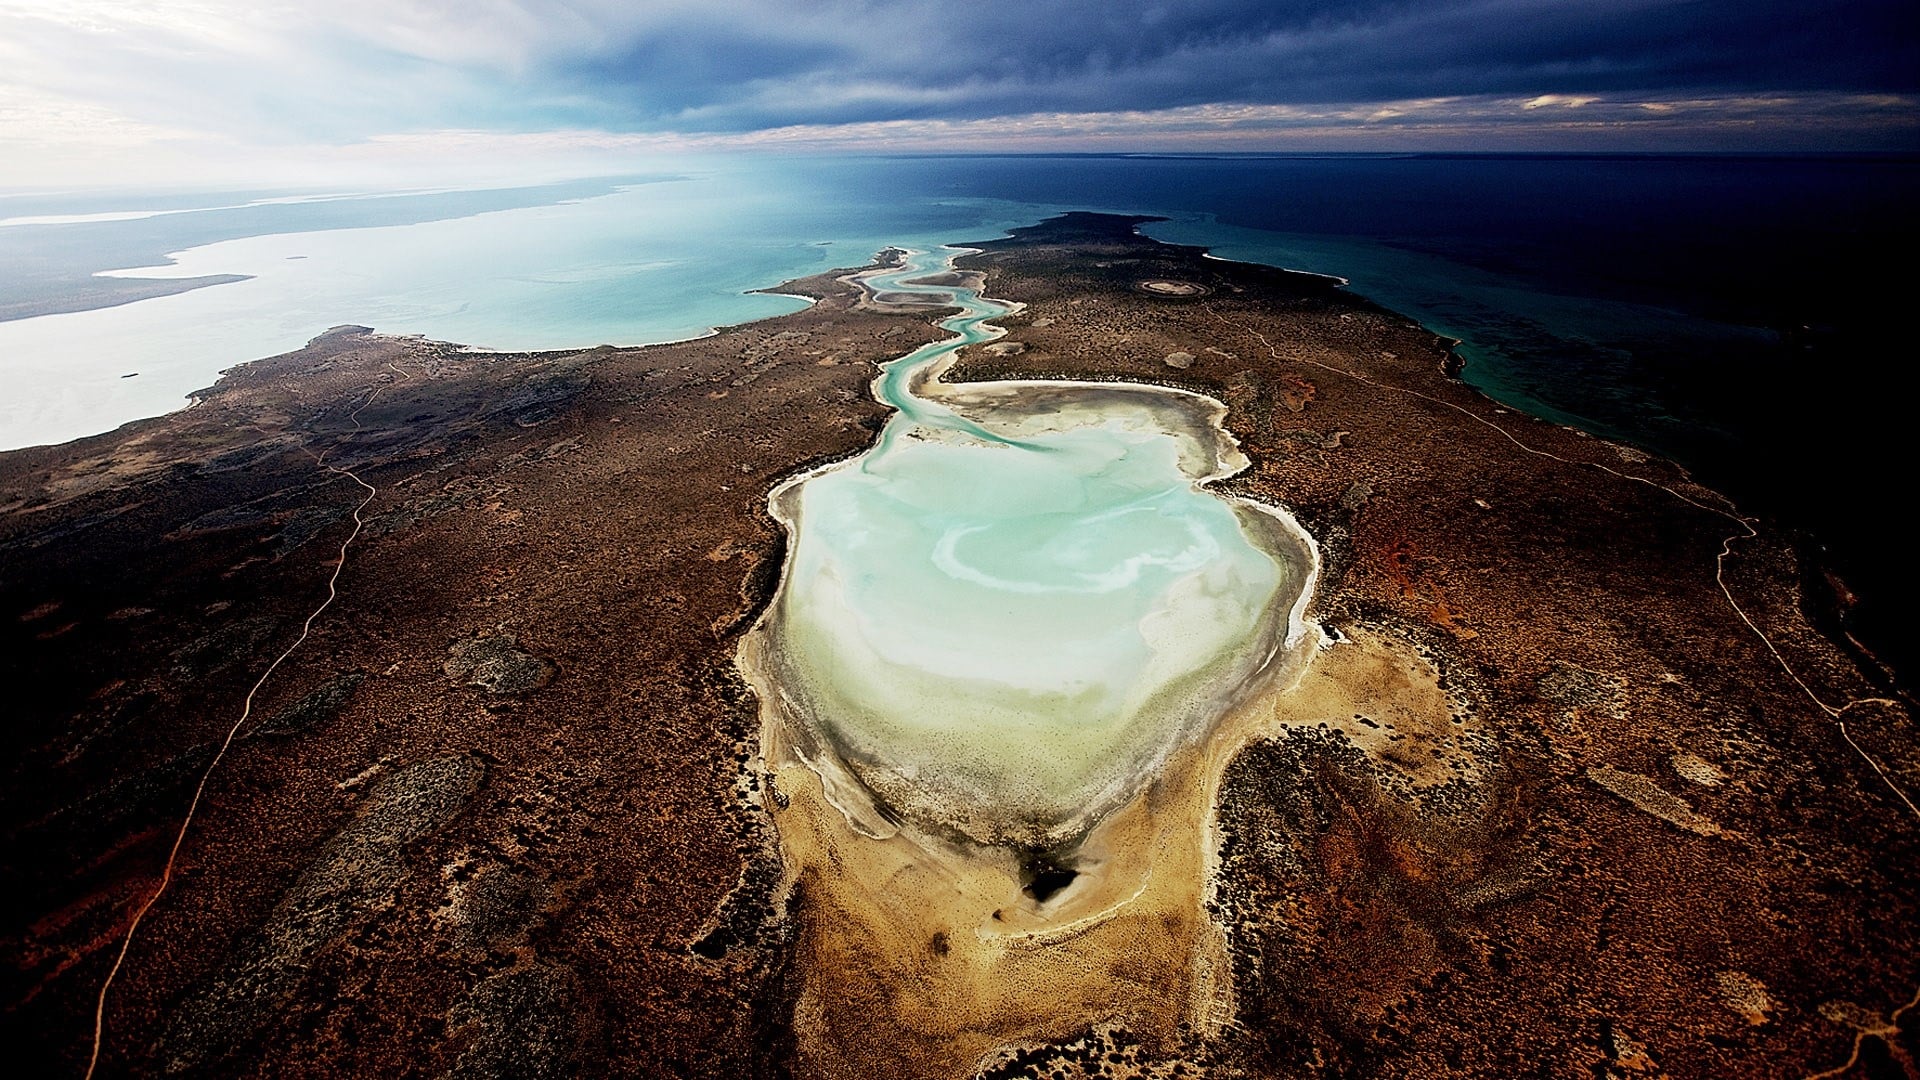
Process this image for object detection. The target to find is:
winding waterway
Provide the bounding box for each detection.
[750,248,1320,851]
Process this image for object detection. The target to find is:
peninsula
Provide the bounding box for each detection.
[2,213,1914,1079]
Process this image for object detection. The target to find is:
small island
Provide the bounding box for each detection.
[2,214,1913,1079]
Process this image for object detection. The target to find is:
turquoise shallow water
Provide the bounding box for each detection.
[0,168,1065,449]
[766,251,1308,845]
[5,153,1911,667]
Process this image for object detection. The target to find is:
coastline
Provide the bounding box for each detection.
[938,213,1918,1075]
[0,248,945,1076]
[1,214,1913,1078]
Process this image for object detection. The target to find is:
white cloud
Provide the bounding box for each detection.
[1523,94,1603,109]
[3,89,1916,190]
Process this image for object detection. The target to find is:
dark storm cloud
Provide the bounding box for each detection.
[532,0,1920,130]
[4,0,1913,173]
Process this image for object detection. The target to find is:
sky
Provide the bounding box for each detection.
[2,0,1916,188]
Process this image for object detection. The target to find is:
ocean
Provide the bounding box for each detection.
[2,152,1913,669]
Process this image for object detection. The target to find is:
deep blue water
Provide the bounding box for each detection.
[3,153,1915,670]
[836,153,1920,674]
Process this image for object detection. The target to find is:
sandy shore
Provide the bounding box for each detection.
[739,608,1483,1077]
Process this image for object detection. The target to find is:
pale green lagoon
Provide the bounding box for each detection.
[759,250,1317,848]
